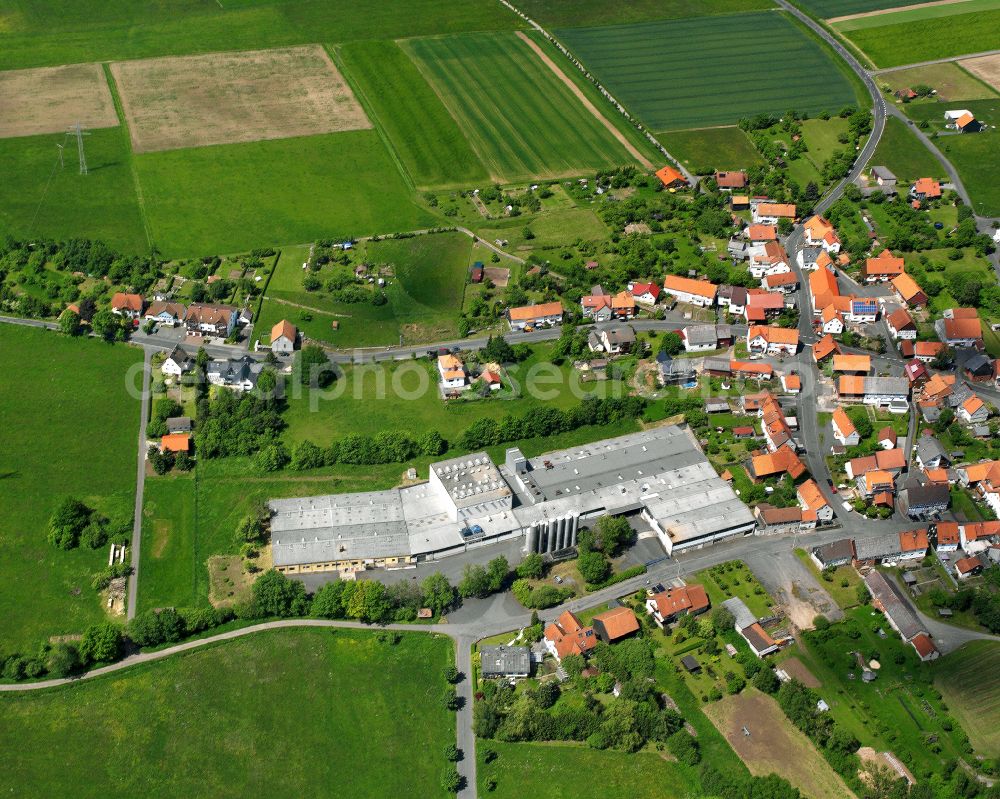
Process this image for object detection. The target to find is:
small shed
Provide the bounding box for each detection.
[681,655,701,673]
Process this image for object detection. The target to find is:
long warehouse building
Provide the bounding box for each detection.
[269,425,756,575]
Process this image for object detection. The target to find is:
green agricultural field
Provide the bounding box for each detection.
[403,32,640,183]
[880,63,998,102]
[0,327,141,652]
[135,131,436,258]
[0,128,148,253]
[515,0,774,27]
[336,40,488,190]
[837,1,1000,68]
[256,232,473,348]
[0,628,455,797]
[557,11,859,132]
[937,641,1000,756]
[0,0,520,70]
[796,0,933,18]
[660,127,764,173]
[936,133,1000,216]
[479,742,700,798]
[870,116,943,180]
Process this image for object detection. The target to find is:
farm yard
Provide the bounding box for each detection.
[556,11,860,132]
[0,0,521,71]
[0,327,141,652]
[403,32,642,183]
[702,689,856,799]
[935,641,1000,757]
[834,0,1000,68]
[109,45,371,153]
[0,63,118,139]
[336,40,489,190]
[0,629,456,798]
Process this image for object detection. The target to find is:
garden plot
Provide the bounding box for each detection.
[110,45,371,152]
[0,62,118,138]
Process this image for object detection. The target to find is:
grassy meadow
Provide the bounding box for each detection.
[0,0,521,70]
[935,641,1000,757]
[0,127,148,253]
[337,40,488,190]
[515,0,774,27]
[870,116,943,181]
[0,628,455,798]
[936,132,1000,216]
[557,11,859,132]
[135,131,435,257]
[837,1,1000,68]
[880,62,998,102]
[403,32,640,183]
[0,327,141,652]
[256,232,473,348]
[660,127,764,173]
[797,0,933,17]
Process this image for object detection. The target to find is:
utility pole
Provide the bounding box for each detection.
[56,143,64,169]
[69,122,89,175]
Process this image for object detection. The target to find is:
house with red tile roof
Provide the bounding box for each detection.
[645,584,710,626]
[544,610,597,661]
[593,606,640,643]
[863,250,905,283]
[751,200,796,225]
[832,407,860,446]
[714,170,747,190]
[797,478,833,523]
[655,165,687,188]
[748,444,806,481]
[747,325,798,355]
[813,333,840,363]
[629,281,660,306]
[886,307,917,340]
[161,433,192,454]
[911,178,942,200]
[747,224,777,243]
[507,301,563,331]
[111,292,145,319]
[663,275,717,307]
[803,215,840,253]
[891,273,927,309]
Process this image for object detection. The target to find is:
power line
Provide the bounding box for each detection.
[69,121,89,175]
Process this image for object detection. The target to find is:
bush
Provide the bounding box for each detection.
[667,730,701,765]
[585,564,646,592]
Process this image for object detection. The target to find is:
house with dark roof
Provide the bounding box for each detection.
[811,539,856,569]
[480,645,531,679]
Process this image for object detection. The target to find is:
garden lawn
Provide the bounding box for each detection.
[837,2,1000,69]
[403,32,640,183]
[935,641,1000,757]
[557,11,859,132]
[696,561,776,618]
[0,628,455,798]
[280,346,629,447]
[256,232,473,348]
[870,116,943,181]
[478,741,700,798]
[0,327,141,651]
[792,606,969,771]
[135,131,436,258]
[336,40,488,190]
[0,128,147,254]
[660,127,764,173]
[0,0,521,70]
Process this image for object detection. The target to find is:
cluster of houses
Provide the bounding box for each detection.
[109,292,247,339]
[542,606,640,663]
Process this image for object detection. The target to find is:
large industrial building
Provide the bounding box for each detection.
[269,425,756,575]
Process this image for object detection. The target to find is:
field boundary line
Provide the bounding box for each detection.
[498,0,693,182]
[514,31,654,170]
[873,47,1000,73]
[102,63,154,252]
[828,0,970,24]
[326,44,419,195]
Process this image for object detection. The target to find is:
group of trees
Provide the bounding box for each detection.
[577,516,633,586]
[474,638,688,753]
[459,395,646,451]
[457,556,510,599]
[287,428,447,472]
[195,387,284,459]
[47,497,129,551]
[0,620,125,681]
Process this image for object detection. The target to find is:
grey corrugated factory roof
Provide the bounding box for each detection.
[862,376,909,396]
[812,538,855,566]
[854,534,901,561]
[685,324,719,346]
[431,452,511,509]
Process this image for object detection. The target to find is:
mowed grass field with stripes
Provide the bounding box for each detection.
[557,11,859,132]
[936,641,1000,756]
[834,0,1000,68]
[402,32,641,183]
